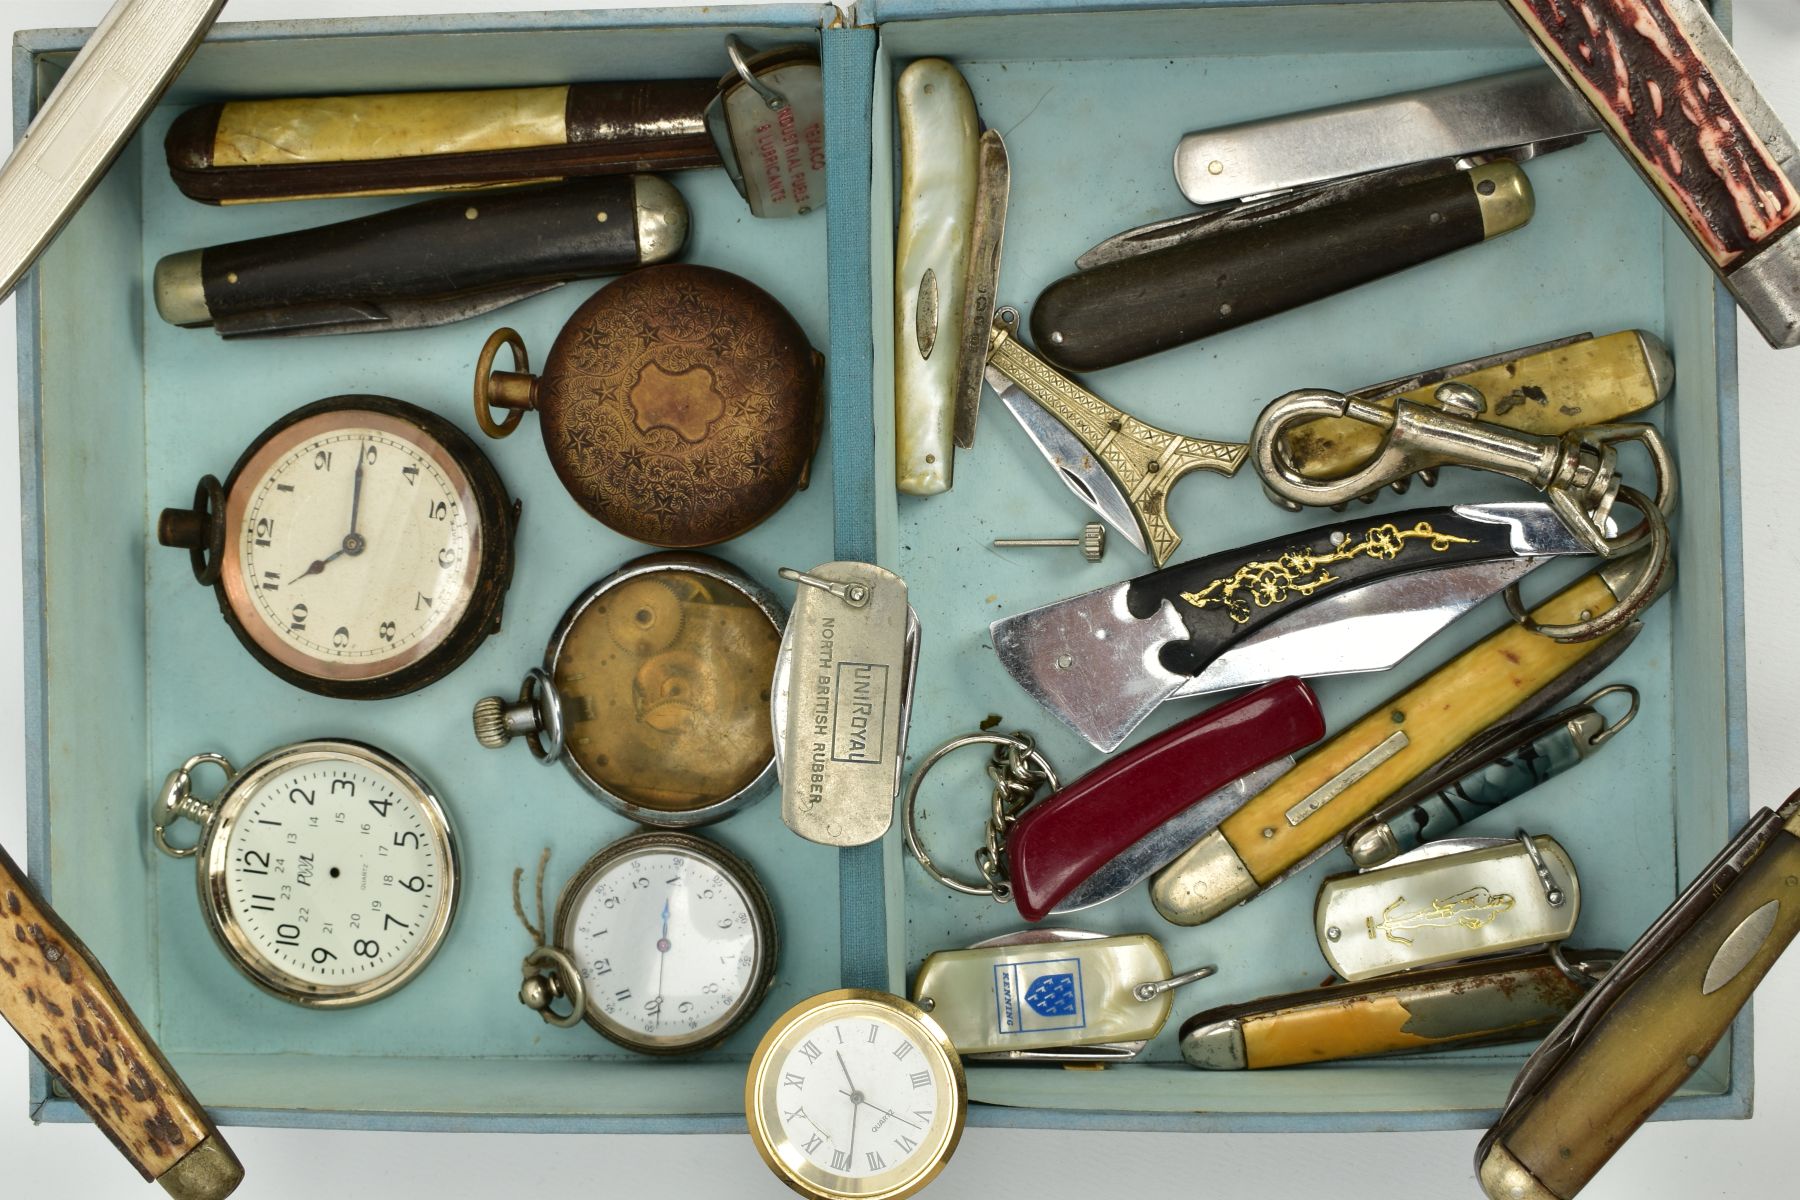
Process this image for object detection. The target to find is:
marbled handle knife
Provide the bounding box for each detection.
[0,0,226,301]
[1478,789,1800,1200]
[1151,554,1666,927]
[1,844,243,1198]
[1500,0,1800,348]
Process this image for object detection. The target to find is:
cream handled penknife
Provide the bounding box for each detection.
[1477,790,1800,1200]
[0,0,227,301]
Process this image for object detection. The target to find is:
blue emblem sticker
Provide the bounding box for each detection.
[993,957,1086,1034]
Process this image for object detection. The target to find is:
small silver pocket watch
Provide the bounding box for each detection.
[153,739,460,1008]
[517,831,777,1055]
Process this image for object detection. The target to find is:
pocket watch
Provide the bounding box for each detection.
[157,395,518,699]
[472,263,823,547]
[473,553,785,826]
[517,831,777,1055]
[746,989,967,1200]
[152,739,460,1008]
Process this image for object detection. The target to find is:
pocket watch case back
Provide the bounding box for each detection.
[481,263,823,548]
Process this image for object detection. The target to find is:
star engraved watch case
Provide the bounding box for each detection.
[12,0,1750,1142]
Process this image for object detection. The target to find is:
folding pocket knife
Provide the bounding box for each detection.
[990,500,1626,752]
[1478,789,1800,1200]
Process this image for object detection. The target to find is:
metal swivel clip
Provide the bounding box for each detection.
[1253,379,1675,551]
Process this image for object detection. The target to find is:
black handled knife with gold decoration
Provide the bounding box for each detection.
[1477,790,1800,1200]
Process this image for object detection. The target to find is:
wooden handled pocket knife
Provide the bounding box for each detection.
[1477,790,1800,1200]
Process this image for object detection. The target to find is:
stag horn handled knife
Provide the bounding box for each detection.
[1,843,243,1198]
[1499,0,1800,349]
[985,316,1673,567]
[1150,551,1670,927]
[164,37,826,219]
[153,176,689,337]
[1477,789,1800,1200]
[0,0,227,303]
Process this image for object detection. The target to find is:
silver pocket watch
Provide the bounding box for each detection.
[154,739,460,1008]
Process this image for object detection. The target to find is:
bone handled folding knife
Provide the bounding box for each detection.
[1500,0,1800,349]
[984,322,1672,568]
[990,501,1606,753]
[1477,790,1800,1200]
[1180,949,1617,1071]
[1149,553,1667,927]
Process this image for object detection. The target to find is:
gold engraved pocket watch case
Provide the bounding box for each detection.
[475,553,785,826]
[157,394,518,700]
[474,262,823,548]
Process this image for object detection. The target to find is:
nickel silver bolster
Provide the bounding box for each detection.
[1171,66,1598,208]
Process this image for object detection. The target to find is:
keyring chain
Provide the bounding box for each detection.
[902,731,1060,903]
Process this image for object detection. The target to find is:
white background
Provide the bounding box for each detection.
[2,1,1797,1197]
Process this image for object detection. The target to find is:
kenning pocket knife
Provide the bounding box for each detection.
[1478,790,1800,1200]
[1028,68,1599,371]
[1147,555,1666,928]
[1499,0,1800,349]
[984,312,1672,568]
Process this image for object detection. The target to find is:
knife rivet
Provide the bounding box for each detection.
[465,207,478,220]
[1049,330,1065,345]
[1330,531,1347,546]
[1429,211,1444,225]
[1218,302,1232,317]
[1786,875,1797,887]
[1390,710,1405,724]
[1581,610,1593,621]
[1055,654,1073,670]
[1262,827,1275,839]
[1326,926,1341,942]
[226,271,238,285]
[1478,178,1498,196]
[1208,160,1224,175]
[1686,1054,1701,1069]
[596,211,609,222]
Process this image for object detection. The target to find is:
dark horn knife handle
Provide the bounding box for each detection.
[1006,677,1324,923]
[1030,163,1531,372]
[157,177,674,337]
[1127,505,1520,678]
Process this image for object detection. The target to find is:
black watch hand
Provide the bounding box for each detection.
[347,443,365,538]
[292,546,346,581]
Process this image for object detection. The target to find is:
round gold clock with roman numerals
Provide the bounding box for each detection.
[158,394,518,699]
[746,989,966,1200]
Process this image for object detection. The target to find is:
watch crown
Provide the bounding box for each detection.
[472,696,511,749]
[1080,522,1106,562]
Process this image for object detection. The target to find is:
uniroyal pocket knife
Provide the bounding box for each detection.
[1499,0,1800,349]
[990,499,1654,753]
[984,312,1672,568]
[910,930,1215,1061]
[1478,790,1800,1200]
[1028,68,1598,371]
[1148,557,1664,928]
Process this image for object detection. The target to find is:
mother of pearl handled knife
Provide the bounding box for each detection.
[164,41,826,219]
[1500,0,1800,349]
[1029,159,1535,372]
[153,176,686,337]
[895,59,980,495]
[1477,789,1800,1200]
[1005,677,1325,922]
[1179,949,1617,1071]
[1,843,243,1199]
[1151,554,1667,927]
[991,500,1603,752]
[985,319,1672,568]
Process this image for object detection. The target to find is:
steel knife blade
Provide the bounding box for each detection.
[0,0,226,302]
[990,501,1593,751]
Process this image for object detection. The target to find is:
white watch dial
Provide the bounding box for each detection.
[773,1015,942,1180]
[564,843,766,1049]
[214,748,453,997]
[237,425,475,665]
